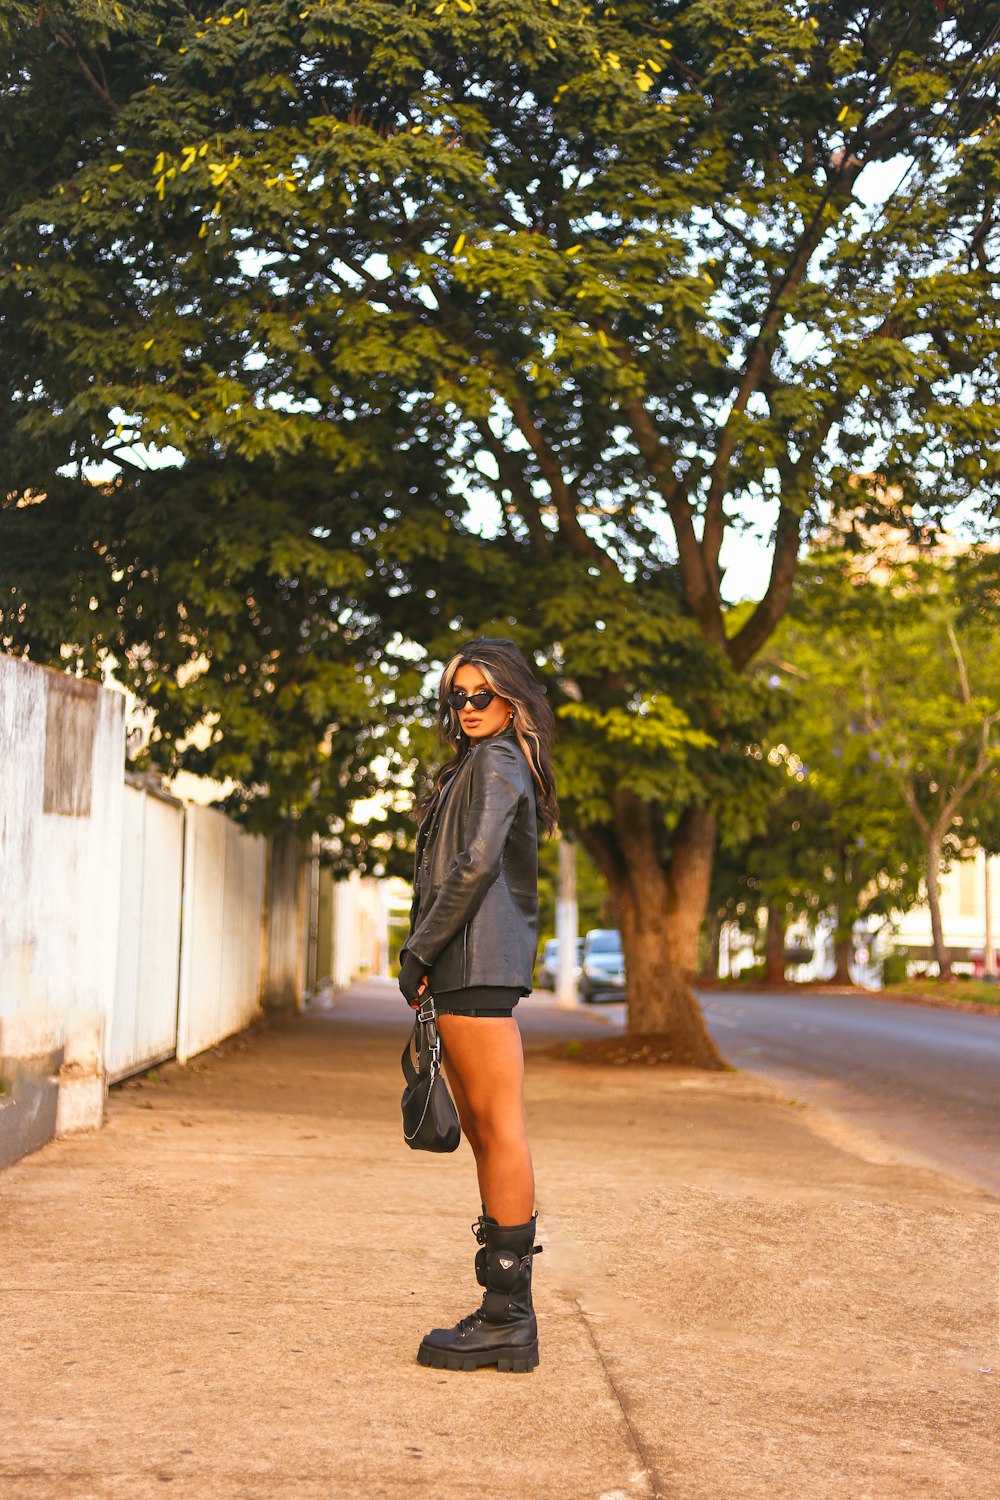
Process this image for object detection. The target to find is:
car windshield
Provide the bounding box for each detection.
[588,934,622,955]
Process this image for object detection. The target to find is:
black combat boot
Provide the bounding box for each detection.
[417,1214,542,1373]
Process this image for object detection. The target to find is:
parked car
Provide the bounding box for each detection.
[579,928,626,1003]
[537,937,583,991]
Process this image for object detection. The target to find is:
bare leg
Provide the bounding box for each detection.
[438,1015,534,1224]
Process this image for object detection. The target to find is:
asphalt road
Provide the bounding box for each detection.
[590,988,1000,1198]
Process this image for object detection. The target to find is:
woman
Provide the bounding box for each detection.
[399,637,558,1374]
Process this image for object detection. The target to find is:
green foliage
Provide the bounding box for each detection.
[880,946,910,986]
[1,0,998,881]
[754,551,1000,950]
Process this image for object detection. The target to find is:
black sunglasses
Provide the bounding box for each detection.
[446,688,497,712]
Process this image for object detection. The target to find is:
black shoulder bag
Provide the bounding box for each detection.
[400,996,462,1153]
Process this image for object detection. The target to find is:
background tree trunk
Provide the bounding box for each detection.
[926,831,953,980]
[764,902,786,985]
[585,800,725,1068]
[832,929,854,985]
[698,910,722,984]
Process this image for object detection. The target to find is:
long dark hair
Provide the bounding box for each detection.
[421,637,559,835]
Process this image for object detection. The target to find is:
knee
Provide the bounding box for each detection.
[469,1110,525,1156]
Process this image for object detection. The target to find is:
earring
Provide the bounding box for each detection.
[507,711,514,727]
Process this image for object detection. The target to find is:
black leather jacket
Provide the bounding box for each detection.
[405,729,539,994]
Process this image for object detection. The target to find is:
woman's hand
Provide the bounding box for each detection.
[399,950,429,1006]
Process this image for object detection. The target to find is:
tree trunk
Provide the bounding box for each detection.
[698,909,722,984]
[926,831,952,980]
[764,902,786,986]
[832,929,853,986]
[584,800,726,1069]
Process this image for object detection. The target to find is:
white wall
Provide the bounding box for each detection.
[176,804,267,1064]
[107,781,185,1082]
[894,849,1000,971]
[0,657,125,1034]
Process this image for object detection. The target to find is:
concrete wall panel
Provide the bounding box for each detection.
[107,783,184,1082]
[176,805,265,1064]
[0,656,125,1031]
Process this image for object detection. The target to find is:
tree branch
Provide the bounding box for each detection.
[946,617,972,704]
[54,31,118,112]
[475,422,552,555]
[506,392,606,564]
[623,398,725,645]
[702,222,827,580]
[727,503,802,667]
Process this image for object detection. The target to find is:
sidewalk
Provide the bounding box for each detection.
[1,983,996,1500]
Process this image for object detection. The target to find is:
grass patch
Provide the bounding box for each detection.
[882,978,1000,1011]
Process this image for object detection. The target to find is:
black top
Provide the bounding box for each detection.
[405,730,539,994]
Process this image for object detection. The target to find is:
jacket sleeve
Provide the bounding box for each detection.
[406,742,524,967]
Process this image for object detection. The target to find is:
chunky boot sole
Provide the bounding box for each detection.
[417,1340,539,1373]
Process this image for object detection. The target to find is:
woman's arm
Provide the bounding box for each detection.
[405,741,524,968]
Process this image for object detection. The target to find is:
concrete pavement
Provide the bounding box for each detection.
[1,982,997,1499]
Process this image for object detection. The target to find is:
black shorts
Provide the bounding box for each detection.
[434,986,523,1018]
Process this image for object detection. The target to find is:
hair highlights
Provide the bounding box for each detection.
[425,638,559,834]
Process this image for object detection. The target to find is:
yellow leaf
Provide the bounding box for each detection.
[576,289,587,299]
[155,175,166,199]
[635,70,653,92]
[565,244,582,256]
[453,232,466,255]
[553,83,569,103]
[213,199,222,215]
[411,124,424,134]
[658,39,673,51]
[199,142,209,157]
[199,222,209,237]
[529,363,539,379]
[837,105,849,122]
[108,163,124,173]
[597,330,609,348]
[547,35,556,49]
[188,409,201,420]
[143,338,155,350]
[178,47,187,54]
[434,2,446,11]
[154,151,165,174]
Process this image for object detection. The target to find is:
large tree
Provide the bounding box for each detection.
[779,551,1000,979]
[2,0,999,1060]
